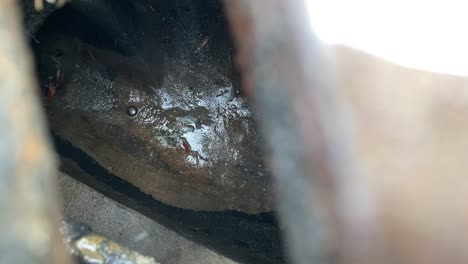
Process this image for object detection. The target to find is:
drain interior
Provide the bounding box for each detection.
[28,0,283,263]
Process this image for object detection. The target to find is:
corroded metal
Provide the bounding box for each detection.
[0,1,69,264]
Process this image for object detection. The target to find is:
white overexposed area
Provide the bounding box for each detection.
[307,0,468,76]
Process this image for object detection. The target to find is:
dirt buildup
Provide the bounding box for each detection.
[33,0,273,213]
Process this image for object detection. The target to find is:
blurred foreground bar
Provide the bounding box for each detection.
[226,0,468,264]
[0,1,68,264]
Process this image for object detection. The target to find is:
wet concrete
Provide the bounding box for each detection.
[58,173,238,264]
[54,138,283,264]
[33,0,273,213]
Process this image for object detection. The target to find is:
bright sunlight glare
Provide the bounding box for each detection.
[307,0,468,76]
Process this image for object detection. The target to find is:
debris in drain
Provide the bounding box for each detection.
[46,68,64,103]
[23,0,281,262]
[127,106,138,117]
[60,220,159,264]
[181,138,191,155]
[196,35,210,51]
[34,0,273,214]
[47,80,56,103]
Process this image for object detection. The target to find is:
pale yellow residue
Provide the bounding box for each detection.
[75,235,106,264]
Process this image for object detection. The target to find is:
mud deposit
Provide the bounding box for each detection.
[33,0,273,213]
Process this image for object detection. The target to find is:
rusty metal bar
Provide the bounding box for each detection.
[226,1,468,264]
[0,3,163,264]
[0,1,69,263]
[225,1,348,263]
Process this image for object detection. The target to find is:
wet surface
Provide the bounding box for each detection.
[54,140,283,263]
[59,175,241,264]
[33,0,273,213]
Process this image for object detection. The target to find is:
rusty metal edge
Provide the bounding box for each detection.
[0,1,70,263]
[224,1,355,263]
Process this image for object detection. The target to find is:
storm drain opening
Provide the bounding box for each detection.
[28,0,283,263]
